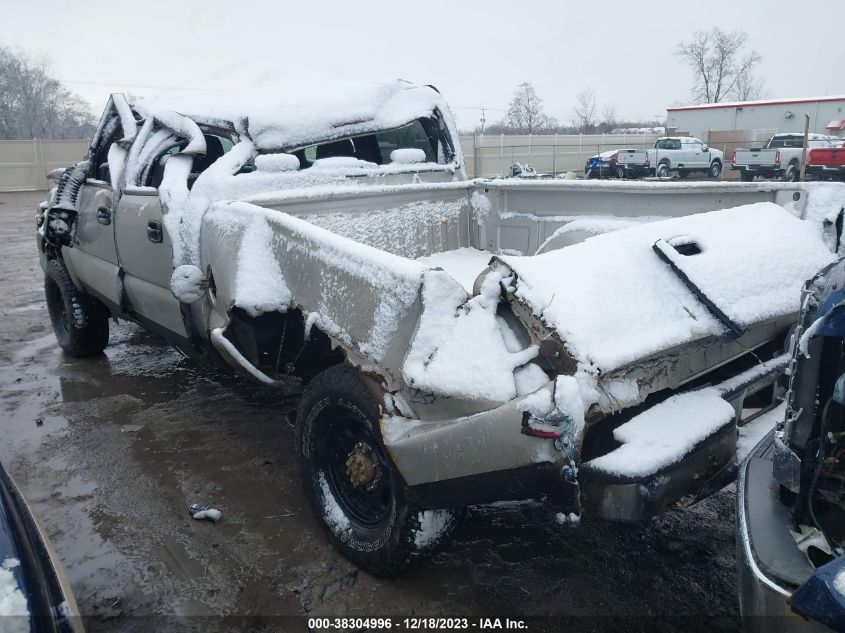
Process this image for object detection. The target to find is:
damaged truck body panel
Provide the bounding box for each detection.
[36,80,845,574]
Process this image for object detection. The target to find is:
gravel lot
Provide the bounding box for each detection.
[0,191,742,632]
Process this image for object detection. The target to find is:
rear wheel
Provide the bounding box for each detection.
[740,171,754,182]
[615,165,626,179]
[677,169,689,179]
[296,365,460,576]
[44,258,109,357]
[783,161,799,182]
[709,160,722,178]
[656,162,670,178]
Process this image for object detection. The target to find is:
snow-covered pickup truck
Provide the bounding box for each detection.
[37,81,845,576]
[732,133,841,182]
[806,142,845,181]
[647,137,724,179]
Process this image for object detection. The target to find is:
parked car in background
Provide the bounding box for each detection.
[737,256,845,633]
[584,149,651,179]
[647,137,724,179]
[807,141,845,181]
[732,133,841,182]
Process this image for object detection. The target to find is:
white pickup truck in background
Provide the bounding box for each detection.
[647,137,724,179]
[731,133,840,182]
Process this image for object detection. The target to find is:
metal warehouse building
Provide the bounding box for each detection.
[666,95,845,142]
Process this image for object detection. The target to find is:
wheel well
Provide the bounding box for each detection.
[224,307,345,384]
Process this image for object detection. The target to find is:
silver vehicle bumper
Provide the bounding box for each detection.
[736,434,831,633]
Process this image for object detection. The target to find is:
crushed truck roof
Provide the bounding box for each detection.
[130,80,449,151]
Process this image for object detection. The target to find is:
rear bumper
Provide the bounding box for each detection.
[806,165,845,178]
[732,165,782,176]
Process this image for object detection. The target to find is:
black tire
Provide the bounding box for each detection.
[709,160,722,178]
[615,165,626,179]
[296,365,460,576]
[44,258,109,357]
[783,161,799,182]
[740,171,754,182]
[656,162,670,178]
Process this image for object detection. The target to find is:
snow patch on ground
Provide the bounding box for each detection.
[585,388,736,478]
[414,510,451,548]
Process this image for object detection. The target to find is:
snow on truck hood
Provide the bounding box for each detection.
[133,80,449,151]
[494,202,836,373]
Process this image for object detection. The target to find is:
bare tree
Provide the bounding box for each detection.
[0,45,95,139]
[733,71,766,102]
[600,104,617,131]
[499,82,557,134]
[571,87,597,133]
[675,28,763,104]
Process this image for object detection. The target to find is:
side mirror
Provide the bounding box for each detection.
[702,145,709,151]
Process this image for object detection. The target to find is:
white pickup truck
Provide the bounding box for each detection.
[647,137,724,179]
[732,133,841,182]
[36,81,845,576]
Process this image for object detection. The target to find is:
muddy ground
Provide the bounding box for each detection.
[0,191,741,632]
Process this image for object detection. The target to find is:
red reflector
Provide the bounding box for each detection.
[521,414,562,439]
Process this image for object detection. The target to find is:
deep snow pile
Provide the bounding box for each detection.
[495,202,836,373]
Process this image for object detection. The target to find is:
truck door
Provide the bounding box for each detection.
[115,127,188,338]
[685,139,706,168]
[62,100,133,309]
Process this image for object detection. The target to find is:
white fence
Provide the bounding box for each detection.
[1,135,668,191]
[0,140,89,192]
[460,134,662,178]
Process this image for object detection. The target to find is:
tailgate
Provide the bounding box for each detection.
[735,148,778,166]
[616,149,648,166]
[809,147,845,167]
[493,202,834,373]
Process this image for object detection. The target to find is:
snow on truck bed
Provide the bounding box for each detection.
[495,202,835,373]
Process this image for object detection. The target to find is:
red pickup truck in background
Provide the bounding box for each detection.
[807,140,845,180]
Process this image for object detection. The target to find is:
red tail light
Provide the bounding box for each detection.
[645,152,650,165]
[731,149,737,165]
[775,150,781,165]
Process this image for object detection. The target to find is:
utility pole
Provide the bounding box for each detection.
[480,107,487,135]
[800,113,810,182]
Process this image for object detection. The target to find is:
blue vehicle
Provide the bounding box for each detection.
[738,256,845,632]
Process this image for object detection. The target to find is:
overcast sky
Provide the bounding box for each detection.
[1,0,843,130]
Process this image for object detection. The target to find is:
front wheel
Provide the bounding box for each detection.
[44,258,110,357]
[296,365,460,576]
[708,160,722,178]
